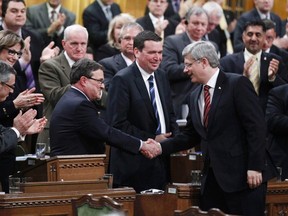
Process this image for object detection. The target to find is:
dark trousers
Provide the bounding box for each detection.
[200,169,267,216]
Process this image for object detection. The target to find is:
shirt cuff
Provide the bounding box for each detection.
[11,127,25,141]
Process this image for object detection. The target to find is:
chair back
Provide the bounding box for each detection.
[71,194,125,216]
[174,206,236,216]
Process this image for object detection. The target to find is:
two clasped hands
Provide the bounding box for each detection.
[140,132,172,159]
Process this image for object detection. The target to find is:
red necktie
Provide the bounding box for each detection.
[203,85,211,128]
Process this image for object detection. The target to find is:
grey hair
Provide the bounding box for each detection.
[119,22,144,41]
[0,60,16,83]
[203,1,223,19]
[182,41,219,68]
[185,6,209,23]
[63,24,88,41]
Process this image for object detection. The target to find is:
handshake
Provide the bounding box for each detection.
[140,138,162,159]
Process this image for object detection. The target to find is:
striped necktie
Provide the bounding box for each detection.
[203,85,211,128]
[148,75,161,135]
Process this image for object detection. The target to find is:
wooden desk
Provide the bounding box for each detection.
[134,183,200,216]
[20,179,108,193]
[170,153,203,183]
[0,188,135,216]
[266,181,288,216]
[16,155,106,182]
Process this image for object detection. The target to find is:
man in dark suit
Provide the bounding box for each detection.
[99,22,143,91]
[25,0,76,49]
[49,58,159,158]
[233,0,282,50]
[220,21,288,111]
[83,0,121,55]
[262,19,288,70]
[0,61,47,192]
[136,0,177,38]
[266,84,288,181]
[106,31,179,193]
[160,6,208,119]
[157,41,271,215]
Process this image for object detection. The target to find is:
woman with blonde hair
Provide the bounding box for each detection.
[96,13,135,61]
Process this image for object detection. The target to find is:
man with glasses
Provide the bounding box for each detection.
[49,58,160,157]
[99,22,143,91]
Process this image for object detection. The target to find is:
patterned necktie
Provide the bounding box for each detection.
[148,75,161,135]
[50,10,56,23]
[203,85,211,128]
[105,7,112,21]
[249,56,260,95]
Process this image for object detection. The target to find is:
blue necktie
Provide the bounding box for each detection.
[148,75,161,135]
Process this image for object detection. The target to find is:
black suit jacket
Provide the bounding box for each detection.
[233,8,283,48]
[99,53,127,91]
[220,51,288,110]
[83,1,121,52]
[266,84,288,180]
[106,62,179,192]
[0,27,44,126]
[50,88,141,156]
[136,14,177,38]
[161,71,270,193]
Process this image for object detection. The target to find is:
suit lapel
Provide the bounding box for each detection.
[260,52,269,84]
[133,64,158,121]
[39,3,51,28]
[115,54,127,69]
[59,53,71,80]
[207,71,225,130]
[191,87,204,135]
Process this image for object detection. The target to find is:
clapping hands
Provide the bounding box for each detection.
[141,138,162,159]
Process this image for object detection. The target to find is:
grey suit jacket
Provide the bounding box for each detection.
[26,3,75,47]
[160,32,199,118]
[38,52,71,128]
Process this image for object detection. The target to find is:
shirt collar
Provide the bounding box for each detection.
[205,68,219,90]
[256,8,270,20]
[2,22,22,37]
[97,0,111,10]
[136,61,154,81]
[64,51,76,68]
[46,2,61,14]
[244,48,262,62]
[71,86,90,101]
[149,12,164,26]
[121,53,133,66]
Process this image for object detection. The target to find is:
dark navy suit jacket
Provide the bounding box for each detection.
[50,88,141,156]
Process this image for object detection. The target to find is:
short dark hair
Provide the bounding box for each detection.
[133,30,162,51]
[263,19,276,31]
[0,60,17,83]
[243,20,266,33]
[70,58,103,84]
[2,0,26,18]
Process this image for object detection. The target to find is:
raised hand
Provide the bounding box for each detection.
[40,41,60,62]
[268,58,279,80]
[26,116,47,135]
[141,138,162,159]
[13,109,37,135]
[13,87,45,109]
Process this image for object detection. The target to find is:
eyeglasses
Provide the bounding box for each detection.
[1,82,15,90]
[88,77,105,85]
[184,59,199,69]
[5,48,22,59]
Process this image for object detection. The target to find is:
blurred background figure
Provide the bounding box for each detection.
[25,0,76,49]
[95,13,135,62]
[83,0,121,58]
[99,22,144,91]
[137,0,178,39]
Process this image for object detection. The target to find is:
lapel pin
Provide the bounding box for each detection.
[264,57,267,60]
[218,87,221,90]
